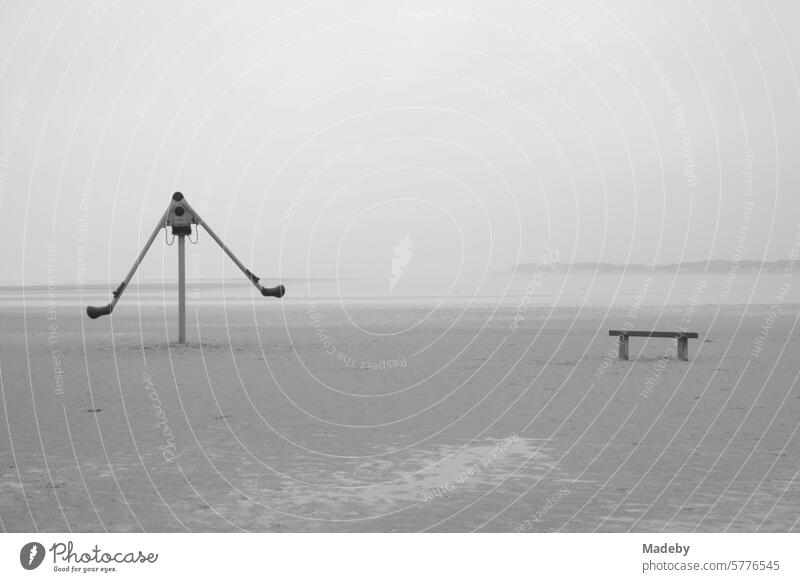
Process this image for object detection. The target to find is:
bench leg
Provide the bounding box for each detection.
[618,335,629,360]
[678,337,688,361]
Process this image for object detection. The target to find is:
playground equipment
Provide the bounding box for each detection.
[86,192,285,343]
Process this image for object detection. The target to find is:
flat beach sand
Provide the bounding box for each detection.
[1,299,799,532]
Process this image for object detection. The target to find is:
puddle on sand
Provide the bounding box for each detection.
[225,437,569,521]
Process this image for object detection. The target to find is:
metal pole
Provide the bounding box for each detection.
[86,207,170,319]
[178,234,186,344]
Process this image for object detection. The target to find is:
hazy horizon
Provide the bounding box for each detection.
[1,256,797,288]
[2,0,800,289]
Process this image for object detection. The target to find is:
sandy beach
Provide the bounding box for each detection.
[1,290,798,532]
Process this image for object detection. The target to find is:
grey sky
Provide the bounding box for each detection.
[1,0,798,285]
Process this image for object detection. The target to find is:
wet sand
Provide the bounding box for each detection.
[1,301,798,532]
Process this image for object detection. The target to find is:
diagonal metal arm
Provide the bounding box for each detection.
[86,207,169,319]
[181,198,285,298]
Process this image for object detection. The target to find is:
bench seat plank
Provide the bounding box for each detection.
[608,330,699,339]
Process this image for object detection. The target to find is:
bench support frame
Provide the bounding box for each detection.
[610,330,698,362]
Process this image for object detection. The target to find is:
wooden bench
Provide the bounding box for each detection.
[608,330,699,361]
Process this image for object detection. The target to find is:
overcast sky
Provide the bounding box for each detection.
[1,0,799,285]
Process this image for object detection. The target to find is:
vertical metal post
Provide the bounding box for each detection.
[178,234,186,344]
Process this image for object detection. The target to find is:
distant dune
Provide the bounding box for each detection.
[511,259,787,274]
